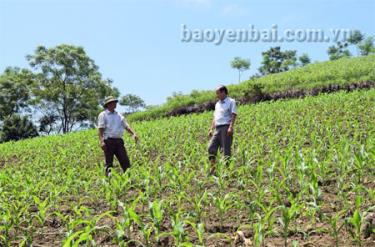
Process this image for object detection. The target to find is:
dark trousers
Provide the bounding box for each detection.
[103,138,131,173]
[208,125,233,161]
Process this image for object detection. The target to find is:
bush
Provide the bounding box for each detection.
[0,115,38,142]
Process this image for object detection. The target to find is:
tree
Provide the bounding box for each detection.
[327,30,373,59]
[120,94,146,114]
[0,114,38,142]
[230,57,250,83]
[27,44,118,133]
[298,53,311,67]
[358,36,375,56]
[258,47,297,75]
[38,113,59,135]
[347,30,364,45]
[0,67,34,120]
[327,42,351,60]
[347,30,364,56]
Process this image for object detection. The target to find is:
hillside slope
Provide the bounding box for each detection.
[0,89,374,246]
[129,55,375,121]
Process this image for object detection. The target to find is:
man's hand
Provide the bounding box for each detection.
[208,129,213,138]
[100,141,106,151]
[133,134,139,142]
[227,126,233,136]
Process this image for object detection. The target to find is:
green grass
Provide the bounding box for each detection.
[129,55,375,121]
[0,89,374,246]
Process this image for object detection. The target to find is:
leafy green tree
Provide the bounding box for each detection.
[120,94,146,114]
[347,30,364,56]
[347,30,364,45]
[0,67,34,120]
[38,113,59,135]
[230,57,250,83]
[327,30,373,59]
[27,44,118,133]
[258,47,297,75]
[298,53,311,67]
[0,114,38,142]
[327,42,351,60]
[358,36,375,56]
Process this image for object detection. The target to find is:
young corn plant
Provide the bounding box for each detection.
[110,172,131,209]
[329,210,345,247]
[189,190,208,223]
[175,191,188,211]
[256,200,279,239]
[213,173,228,197]
[170,212,189,246]
[18,234,34,247]
[185,221,205,246]
[346,195,364,247]
[0,208,12,246]
[279,197,300,247]
[116,193,144,244]
[32,195,50,227]
[306,171,323,225]
[140,223,154,247]
[211,192,233,231]
[63,211,114,247]
[8,199,30,235]
[149,199,164,242]
[118,211,145,246]
[252,219,264,247]
[102,179,117,211]
[353,145,367,185]
[64,205,91,241]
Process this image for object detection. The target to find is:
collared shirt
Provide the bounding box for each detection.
[214,96,237,126]
[98,109,129,139]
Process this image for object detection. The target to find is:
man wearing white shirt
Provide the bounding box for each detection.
[208,85,237,173]
[98,96,139,177]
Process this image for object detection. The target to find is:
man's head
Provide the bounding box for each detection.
[103,96,118,112]
[216,85,228,101]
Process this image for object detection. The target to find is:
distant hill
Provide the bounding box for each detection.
[129,55,375,121]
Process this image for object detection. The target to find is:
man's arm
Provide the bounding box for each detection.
[227,99,237,136]
[227,113,237,136]
[122,116,139,142]
[208,118,215,137]
[125,125,139,142]
[98,128,106,150]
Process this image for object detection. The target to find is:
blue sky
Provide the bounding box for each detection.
[1,0,374,106]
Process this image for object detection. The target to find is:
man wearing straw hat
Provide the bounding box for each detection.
[98,96,139,177]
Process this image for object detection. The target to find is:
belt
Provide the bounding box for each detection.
[106,137,122,140]
[216,124,229,128]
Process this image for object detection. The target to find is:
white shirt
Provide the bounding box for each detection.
[214,96,237,126]
[98,110,129,139]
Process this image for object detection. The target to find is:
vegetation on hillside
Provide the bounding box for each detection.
[0,89,374,246]
[128,55,375,121]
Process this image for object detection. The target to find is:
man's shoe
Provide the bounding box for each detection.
[105,167,112,178]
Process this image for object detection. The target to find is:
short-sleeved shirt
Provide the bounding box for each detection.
[98,109,129,139]
[214,97,237,126]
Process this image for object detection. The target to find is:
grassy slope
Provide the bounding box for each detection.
[129,55,375,121]
[0,89,374,246]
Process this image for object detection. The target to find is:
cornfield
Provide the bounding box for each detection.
[0,89,374,246]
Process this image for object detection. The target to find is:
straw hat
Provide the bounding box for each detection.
[103,96,119,107]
